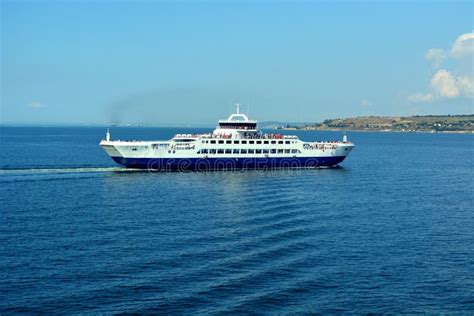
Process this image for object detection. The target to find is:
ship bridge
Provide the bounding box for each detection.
[213,104,259,138]
[217,105,257,131]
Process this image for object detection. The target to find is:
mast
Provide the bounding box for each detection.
[236,103,241,114]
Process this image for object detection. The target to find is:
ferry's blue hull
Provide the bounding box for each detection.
[111,156,347,170]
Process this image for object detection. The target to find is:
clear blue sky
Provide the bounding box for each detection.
[1,1,473,125]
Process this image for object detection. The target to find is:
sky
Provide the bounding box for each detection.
[1,0,473,125]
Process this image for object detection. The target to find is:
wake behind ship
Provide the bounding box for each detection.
[100,105,354,171]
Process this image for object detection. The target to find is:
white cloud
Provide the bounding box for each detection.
[409,69,474,102]
[425,48,446,68]
[450,31,474,57]
[424,31,474,68]
[431,69,459,98]
[29,101,45,109]
[409,31,474,103]
[457,76,474,97]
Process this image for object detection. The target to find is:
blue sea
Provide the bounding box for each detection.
[1,126,473,314]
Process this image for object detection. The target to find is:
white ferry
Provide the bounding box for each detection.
[100,105,354,170]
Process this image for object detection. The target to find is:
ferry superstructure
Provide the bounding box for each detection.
[100,105,354,170]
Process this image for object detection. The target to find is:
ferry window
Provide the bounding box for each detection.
[218,140,224,144]
[291,149,298,154]
[248,149,255,154]
[285,141,290,144]
[197,150,201,154]
[256,140,262,144]
[218,149,224,154]
[175,139,194,143]
[278,141,284,144]
[263,149,269,154]
[226,140,232,144]
[202,149,209,154]
[211,140,216,144]
[225,149,232,154]
[234,140,240,144]
[249,140,255,144]
[271,141,276,144]
[210,149,216,154]
[242,140,247,144]
[270,149,276,154]
[285,149,290,154]
[256,149,262,154]
[278,149,284,154]
[241,149,247,154]
[233,149,240,154]
[264,141,269,144]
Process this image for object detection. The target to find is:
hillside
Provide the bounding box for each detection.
[277,115,474,133]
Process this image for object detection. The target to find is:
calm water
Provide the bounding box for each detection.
[1,126,473,313]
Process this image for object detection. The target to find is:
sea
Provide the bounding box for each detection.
[1,126,473,314]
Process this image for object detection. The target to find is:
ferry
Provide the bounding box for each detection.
[100,105,354,171]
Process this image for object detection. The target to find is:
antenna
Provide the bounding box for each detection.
[236,103,241,114]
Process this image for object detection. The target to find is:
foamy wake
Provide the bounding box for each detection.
[0,167,141,175]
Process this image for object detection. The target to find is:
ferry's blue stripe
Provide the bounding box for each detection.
[111,156,347,170]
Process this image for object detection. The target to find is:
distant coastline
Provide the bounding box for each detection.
[2,114,473,133]
[271,115,474,134]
